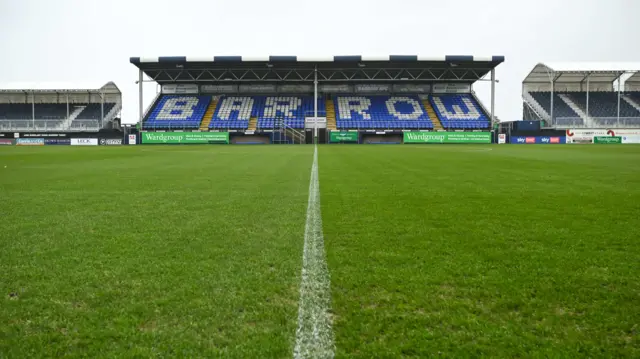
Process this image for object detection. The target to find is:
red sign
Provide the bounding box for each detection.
[0,139,13,145]
[550,137,560,144]
[525,137,536,143]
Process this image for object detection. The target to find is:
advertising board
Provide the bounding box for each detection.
[0,139,14,145]
[431,83,471,93]
[392,84,431,93]
[44,139,71,145]
[16,138,44,146]
[498,134,506,144]
[330,131,358,142]
[622,135,640,144]
[510,136,566,144]
[355,84,391,93]
[141,132,230,144]
[99,139,123,145]
[71,138,98,146]
[162,84,198,94]
[404,132,491,144]
[566,129,640,144]
[593,136,622,144]
[20,133,68,138]
[128,134,137,145]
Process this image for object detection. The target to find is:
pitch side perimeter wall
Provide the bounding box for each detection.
[565,129,640,144]
[0,131,128,146]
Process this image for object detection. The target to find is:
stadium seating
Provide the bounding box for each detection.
[210,95,324,129]
[622,92,640,126]
[144,95,210,129]
[335,95,433,129]
[256,96,323,129]
[430,94,490,129]
[627,92,640,104]
[528,92,583,126]
[211,96,253,129]
[74,103,116,120]
[528,91,640,127]
[565,92,640,118]
[0,103,68,120]
[0,103,117,131]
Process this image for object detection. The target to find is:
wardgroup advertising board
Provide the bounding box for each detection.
[594,136,622,144]
[330,131,358,142]
[142,132,230,144]
[404,132,491,144]
[510,136,566,144]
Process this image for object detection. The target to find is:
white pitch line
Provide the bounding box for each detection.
[293,145,335,359]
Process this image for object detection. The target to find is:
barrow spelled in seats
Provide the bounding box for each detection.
[335,95,433,129]
[144,95,211,129]
[255,96,324,129]
[430,94,490,129]
[211,96,325,129]
[211,96,253,129]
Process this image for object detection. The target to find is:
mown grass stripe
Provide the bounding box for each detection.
[293,145,335,359]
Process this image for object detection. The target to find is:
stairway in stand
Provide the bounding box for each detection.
[423,99,444,131]
[248,117,257,131]
[326,99,337,130]
[199,99,218,130]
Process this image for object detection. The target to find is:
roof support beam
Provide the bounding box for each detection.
[139,66,490,83]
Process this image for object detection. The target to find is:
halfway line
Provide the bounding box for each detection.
[293,145,335,359]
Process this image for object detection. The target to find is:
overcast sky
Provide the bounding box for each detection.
[1,0,639,123]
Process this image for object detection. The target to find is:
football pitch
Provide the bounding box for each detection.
[1,144,639,358]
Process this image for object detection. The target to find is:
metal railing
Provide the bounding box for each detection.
[0,119,101,132]
[553,117,640,128]
[69,119,101,131]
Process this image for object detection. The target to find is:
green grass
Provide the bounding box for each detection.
[1,144,640,358]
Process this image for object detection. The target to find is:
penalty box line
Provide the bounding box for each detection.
[293,145,335,359]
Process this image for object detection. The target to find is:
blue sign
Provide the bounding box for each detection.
[45,139,71,145]
[510,136,566,144]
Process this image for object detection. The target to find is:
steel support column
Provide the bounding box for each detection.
[617,74,621,127]
[32,92,35,129]
[101,91,105,129]
[138,69,144,128]
[314,66,318,144]
[550,73,554,126]
[490,68,496,125]
[586,75,590,121]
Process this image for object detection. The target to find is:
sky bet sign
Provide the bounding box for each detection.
[510,136,566,144]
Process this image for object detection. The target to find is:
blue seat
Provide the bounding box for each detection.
[335,95,433,130]
[430,94,490,130]
[143,95,210,130]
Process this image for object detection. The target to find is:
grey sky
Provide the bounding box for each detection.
[1,0,638,123]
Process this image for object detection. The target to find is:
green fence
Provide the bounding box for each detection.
[330,131,358,142]
[594,136,622,144]
[404,132,491,144]
[141,132,229,144]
